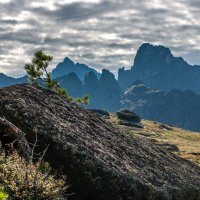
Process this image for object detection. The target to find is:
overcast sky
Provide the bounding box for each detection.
[0,0,200,77]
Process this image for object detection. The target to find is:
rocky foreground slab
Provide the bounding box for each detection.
[0,84,199,200]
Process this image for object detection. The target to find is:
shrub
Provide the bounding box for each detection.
[0,149,68,200]
[0,185,8,200]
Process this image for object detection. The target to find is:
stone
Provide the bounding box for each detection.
[117,109,141,123]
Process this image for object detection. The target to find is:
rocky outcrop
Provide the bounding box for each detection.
[156,143,179,153]
[0,116,30,159]
[0,84,200,200]
[52,57,100,81]
[117,109,141,123]
[117,110,143,128]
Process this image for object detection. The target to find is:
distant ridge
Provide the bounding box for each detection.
[0,73,27,87]
[1,43,200,94]
[52,57,100,81]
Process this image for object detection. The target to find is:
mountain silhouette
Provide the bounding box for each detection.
[118,43,200,93]
[0,73,27,87]
[1,43,200,131]
[52,57,100,81]
[57,72,83,97]
[94,69,121,111]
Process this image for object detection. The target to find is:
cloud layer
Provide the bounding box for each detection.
[0,0,200,77]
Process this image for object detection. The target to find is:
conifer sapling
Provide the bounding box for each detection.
[24,50,89,104]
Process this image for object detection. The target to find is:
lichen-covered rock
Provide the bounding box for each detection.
[0,84,200,200]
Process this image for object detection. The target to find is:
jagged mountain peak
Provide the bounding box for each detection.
[118,43,200,93]
[133,43,174,69]
[52,57,100,81]
[100,69,115,79]
[83,71,98,84]
[63,57,75,65]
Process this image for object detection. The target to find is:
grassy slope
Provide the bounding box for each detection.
[108,113,200,166]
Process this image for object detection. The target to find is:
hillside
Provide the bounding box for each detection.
[0,84,200,200]
[108,113,200,166]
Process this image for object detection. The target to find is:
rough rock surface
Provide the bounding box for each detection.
[0,84,200,200]
[156,143,179,153]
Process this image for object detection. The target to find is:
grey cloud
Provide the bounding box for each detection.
[0,19,18,25]
[31,1,120,21]
[0,0,200,77]
[107,43,133,49]
[0,29,41,44]
[81,53,96,60]
[183,0,200,8]
[0,0,26,17]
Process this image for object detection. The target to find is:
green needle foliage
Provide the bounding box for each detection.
[24,51,89,105]
[0,186,8,200]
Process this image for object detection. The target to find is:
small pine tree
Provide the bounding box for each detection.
[24,51,89,104]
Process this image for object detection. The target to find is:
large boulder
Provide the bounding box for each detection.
[0,84,200,200]
[117,109,141,123]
